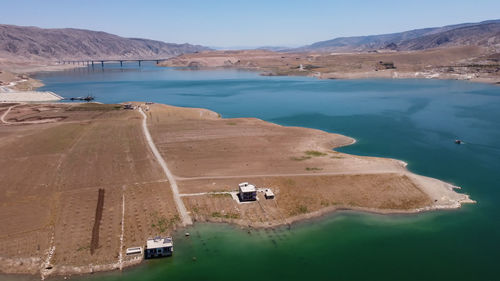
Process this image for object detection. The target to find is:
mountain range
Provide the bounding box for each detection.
[1,19,499,64]
[295,19,500,52]
[0,24,210,63]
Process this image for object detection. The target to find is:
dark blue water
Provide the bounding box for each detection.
[34,63,500,281]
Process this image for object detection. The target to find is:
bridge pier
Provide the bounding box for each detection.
[63,58,166,68]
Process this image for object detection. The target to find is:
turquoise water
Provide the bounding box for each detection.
[34,63,500,281]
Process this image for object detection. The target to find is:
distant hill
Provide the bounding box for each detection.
[0,24,211,62]
[295,19,500,52]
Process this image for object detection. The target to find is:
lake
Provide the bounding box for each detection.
[32,62,500,281]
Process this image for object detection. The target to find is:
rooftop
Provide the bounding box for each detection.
[146,237,173,249]
[239,183,256,193]
[265,189,275,197]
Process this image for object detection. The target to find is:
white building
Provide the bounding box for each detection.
[264,189,275,199]
[145,237,173,259]
[238,182,257,201]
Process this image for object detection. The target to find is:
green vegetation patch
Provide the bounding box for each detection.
[306,167,323,171]
[209,193,231,198]
[330,155,344,159]
[290,156,312,161]
[291,205,309,215]
[150,212,180,233]
[67,103,121,111]
[211,212,240,219]
[305,150,327,157]
[76,245,90,252]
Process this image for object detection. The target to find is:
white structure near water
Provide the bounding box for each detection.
[0,91,62,102]
[238,182,257,201]
[145,237,173,259]
[125,247,142,256]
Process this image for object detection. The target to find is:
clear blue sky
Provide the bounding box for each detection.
[2,0,499,48]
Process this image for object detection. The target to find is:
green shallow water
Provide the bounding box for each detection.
[24,63,500,280]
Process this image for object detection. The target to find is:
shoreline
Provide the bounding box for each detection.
[0,199,475,281]
[174,65,500,86]
[0,104,475,277]
[189,172,475,230]
[159,47,500,86]
[0,196,475,281]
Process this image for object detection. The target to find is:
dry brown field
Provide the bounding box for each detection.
[0,102,473,277]
[146,104,472,229]
[0,103,179,276]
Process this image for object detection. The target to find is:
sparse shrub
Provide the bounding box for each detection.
[290,156,312,161]
[306,167,323,171]
[150,212,179,233]
[305,150,327,157]
[291,205,309,215]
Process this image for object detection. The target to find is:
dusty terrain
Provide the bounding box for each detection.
[160,47,500,84]
[145,104,473,228]
[0,102,474,278]
[0,70,43,91]
[0,103,179,278]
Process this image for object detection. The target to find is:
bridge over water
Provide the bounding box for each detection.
[58,58,169,68]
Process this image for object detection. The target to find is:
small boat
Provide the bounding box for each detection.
[455,139,464,144]
[69,95,95,102]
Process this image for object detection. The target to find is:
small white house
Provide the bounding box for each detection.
[145,237,173,259]
[264,189,275,199]
[238,182,257,202]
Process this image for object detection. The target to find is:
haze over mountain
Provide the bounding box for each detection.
[295,19,500,53]
[0,24,211,63]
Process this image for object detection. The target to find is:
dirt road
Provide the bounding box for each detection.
[138,107,192,226]
[0,104,16,123]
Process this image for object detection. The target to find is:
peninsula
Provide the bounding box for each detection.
[0,102,473,277]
